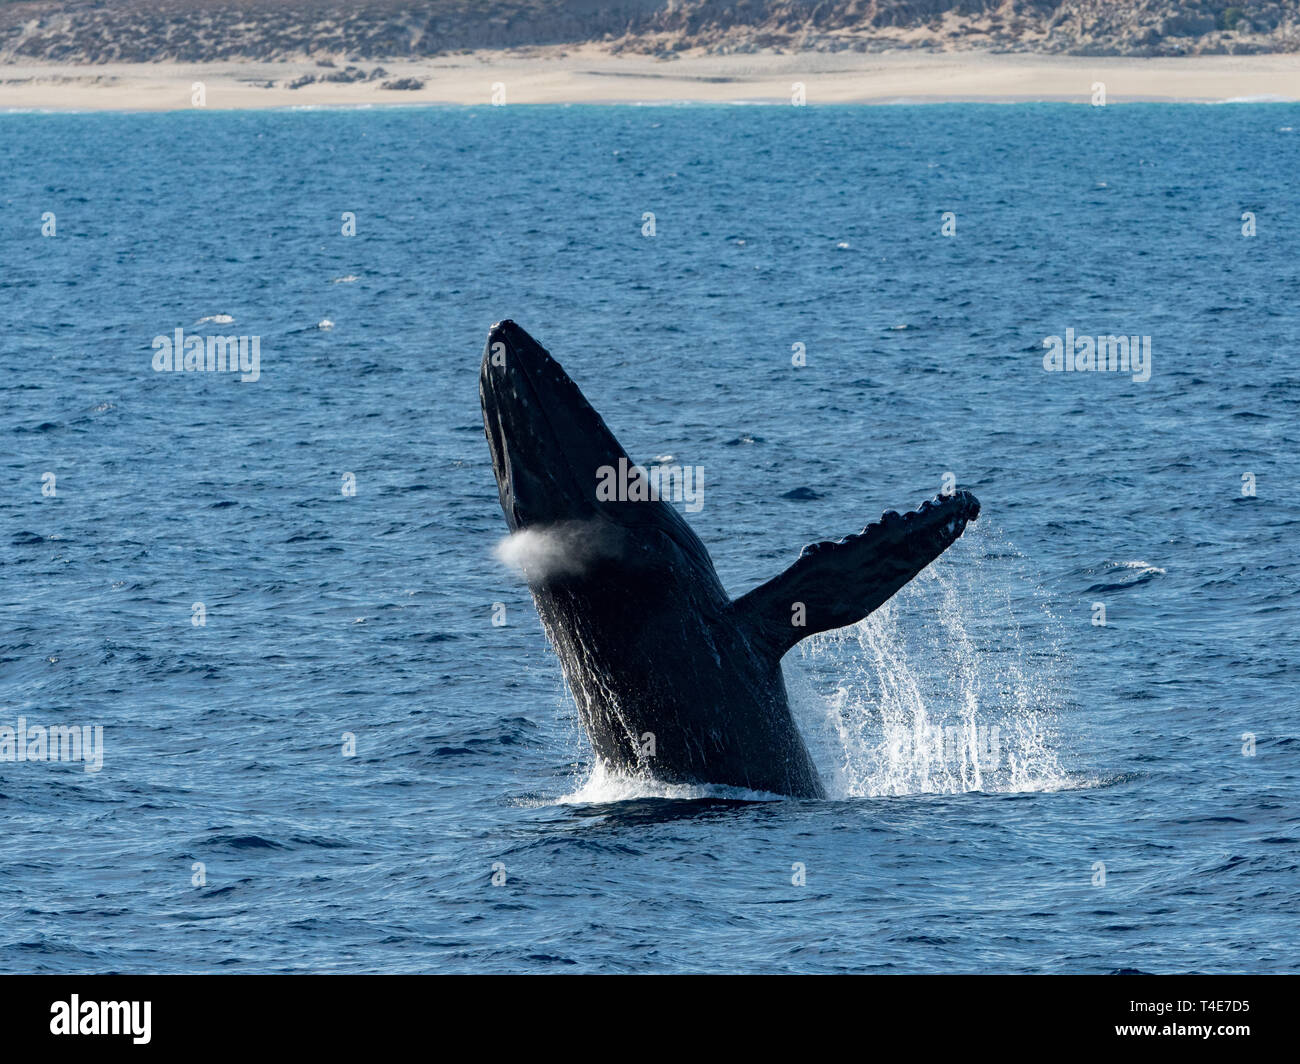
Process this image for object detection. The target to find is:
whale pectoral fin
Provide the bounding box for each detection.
[733,491,980,658]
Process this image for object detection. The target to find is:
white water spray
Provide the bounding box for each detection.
[495,521,617,581]
[788,526,1075,797]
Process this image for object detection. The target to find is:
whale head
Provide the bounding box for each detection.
[480,319,625,533]
[480,320,720,586]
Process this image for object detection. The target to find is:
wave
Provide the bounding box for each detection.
[1084,560,1165,593]
[1215,95,1298,104]
[556,762,785,805]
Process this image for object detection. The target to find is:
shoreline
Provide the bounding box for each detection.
[2,50,1299,111]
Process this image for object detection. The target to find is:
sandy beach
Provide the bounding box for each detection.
[2,49,1298,111]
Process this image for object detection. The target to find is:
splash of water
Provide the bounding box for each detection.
[557,761,783,805]
[788,526,1076,798]
[494,521,617,581]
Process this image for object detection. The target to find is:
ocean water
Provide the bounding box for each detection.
[1,103,1297,974]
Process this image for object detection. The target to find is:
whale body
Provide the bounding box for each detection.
[481,320,979,798]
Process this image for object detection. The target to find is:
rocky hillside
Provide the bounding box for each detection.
[1,0,1297,62]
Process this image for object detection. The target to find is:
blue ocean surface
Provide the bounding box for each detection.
[1,103,1297,973]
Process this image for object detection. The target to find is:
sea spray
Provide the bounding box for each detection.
[788,525,1074,797]
[494,520,621,581]
[557,760,786,805]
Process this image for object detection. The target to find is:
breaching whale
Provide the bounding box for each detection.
[481,320,980,798]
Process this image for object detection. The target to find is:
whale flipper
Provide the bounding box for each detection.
[733,490,981,660]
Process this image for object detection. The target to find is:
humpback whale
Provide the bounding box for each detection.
[481,320,979,798]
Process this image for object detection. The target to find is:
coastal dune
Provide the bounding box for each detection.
[1,1,1298,109]
[3,0,1299,62]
